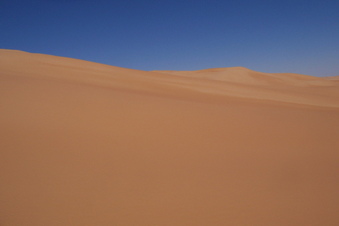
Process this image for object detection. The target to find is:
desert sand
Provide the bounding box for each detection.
[1,49,339,225]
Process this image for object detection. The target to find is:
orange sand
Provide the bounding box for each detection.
[1,49,339,225]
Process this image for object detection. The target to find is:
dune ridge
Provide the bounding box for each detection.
[1,49,338,108]
[1,49,339,226]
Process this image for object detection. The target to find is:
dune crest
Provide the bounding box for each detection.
[154,66,332,86]
[1,49,339,226]
[1,49,338,108]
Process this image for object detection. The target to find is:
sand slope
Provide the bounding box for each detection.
[1,49,339,226]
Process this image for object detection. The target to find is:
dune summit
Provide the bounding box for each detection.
[1,49,339,226]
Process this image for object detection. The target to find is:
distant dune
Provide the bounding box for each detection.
[1,49,339,226]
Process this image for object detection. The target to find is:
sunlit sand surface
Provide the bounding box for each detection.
[1,49,338,225]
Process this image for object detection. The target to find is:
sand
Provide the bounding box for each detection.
[1,49,339,225]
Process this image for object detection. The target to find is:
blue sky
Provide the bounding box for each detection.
[1,0,338,76]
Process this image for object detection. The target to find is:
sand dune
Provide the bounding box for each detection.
[1,49,339,226]
[1,49,339,108]
[153,67,327,86]
[325,75,339,82]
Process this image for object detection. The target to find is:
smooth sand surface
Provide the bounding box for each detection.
[1,49,339,225]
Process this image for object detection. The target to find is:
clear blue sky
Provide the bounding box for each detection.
[1,0,338,76]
